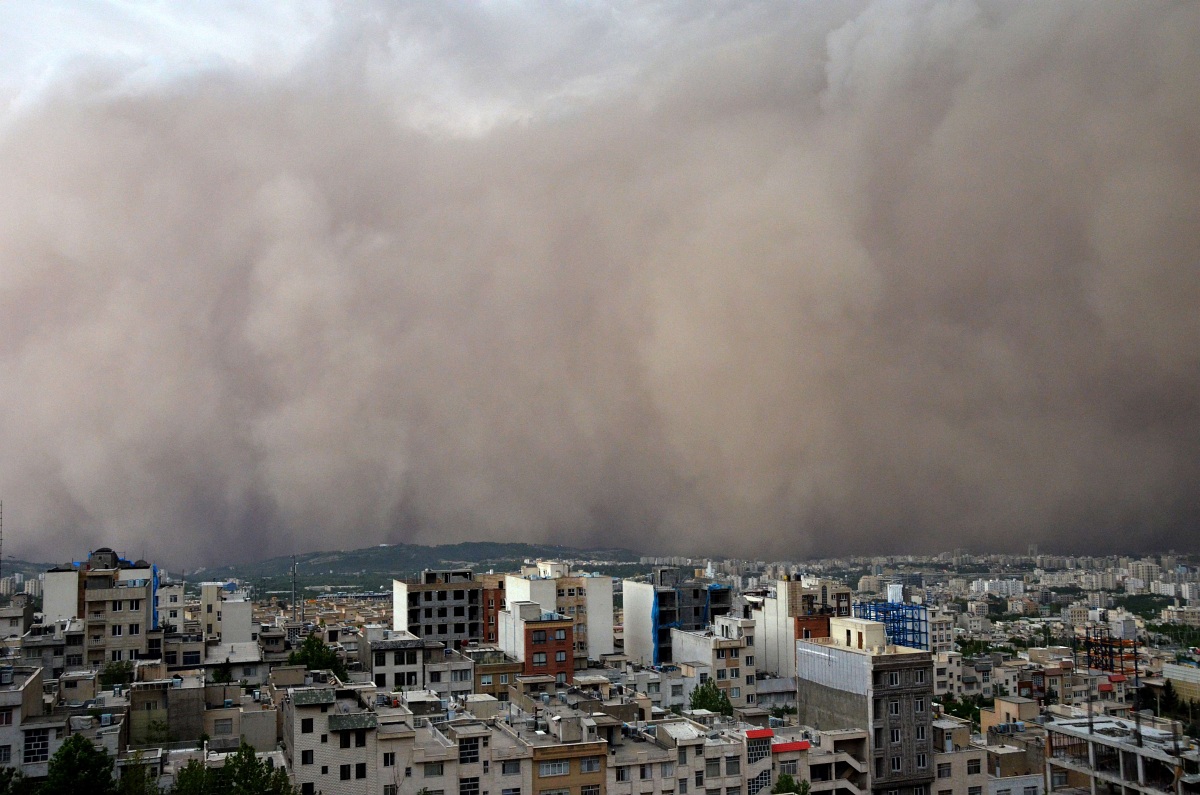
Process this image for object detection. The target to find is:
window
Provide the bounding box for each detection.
[532,630,547,644]
[23,729,49,764]
[302,785,315,795]
[0,710,10,726]
[706,759,720,778]
[673,684,684,697]
[916,725,926,741]
[746,655,754,666]
[555,629,567,640]
[426,763,444,776]
[301,750,314,765]
[916,668,926,684]
[384,752,396,767]
[111,625,123,637]
[110,650,123,662]
[503,790,521,795]
[725,756,740,775]
[481,674,493,686]
[891,728,901,744]
[747,738,770,763]
[499,674,509,684]
[1023,789,1037,795]
[386,787,399,795]
[0,747,9,763]
[459,737,480,764]
[727,789,741,795]
[938,763,952,779]
[915,697,925,713]
[341,765,351,780]
[968,759,981,775]
[356,763,366,779]
[680,778,689,794]
[129,623,140,635]
[889,671,900,686]
[662,762,675,776]
[581,757,601,773]
[616,767,630,782]
[112,600,123,612]
[717,669,727,680]
[969,789,983,795]
[696,769,704,786]
[214,719,233,735]
[502,760,521,775]
[730,667,740,678]
[891,757,902,772]
[539,761,569,777]
[582,787,600,795]
[555,651,567,663]
[532,652,547,666]
[340,732,351,749]
[888,700,899,716]
[429,671,442,683]
[916,753,927,769]
[730,687,741,698]
[779,760,798,776]
[642,764,653,779]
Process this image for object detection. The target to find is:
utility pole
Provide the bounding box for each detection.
[292,555,297,623]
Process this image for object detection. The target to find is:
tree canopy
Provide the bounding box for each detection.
[171,743,296,795]
[43,733,117,795]
[689,679,733,716]
[772,773,811,795]
[287,632,347,680]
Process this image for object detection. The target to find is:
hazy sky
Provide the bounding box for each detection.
[1,1,1198,566]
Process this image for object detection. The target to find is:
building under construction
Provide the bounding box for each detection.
[853,600,930,651]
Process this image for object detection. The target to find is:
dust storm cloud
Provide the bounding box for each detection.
[1,2,1197,565]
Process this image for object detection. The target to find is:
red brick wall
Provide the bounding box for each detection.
[524,620,574,683]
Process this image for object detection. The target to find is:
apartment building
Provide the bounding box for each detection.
[931,715,989,795]
[478,573,507,645]
[359,626,428,691]
[0,666,66,779]
[671,614,758,709]
[281,677,381,795]
[498,602,575,685]
[392,570,483,649]
[624,568,732,665]
[20,619,84,679]
[795,617,936,795]
[197,582,254,644]
[751,577,853,678]
[506,561,616,664]
[461,647,523,703]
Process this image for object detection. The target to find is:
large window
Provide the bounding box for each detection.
[580,757,600,773]
[459,737,479,763]
[539,761,569,777]
[532,653,547,667]
[968,759,981,775]
[460,778,480,795]
[937,763,952,779]
[23,730,49,764]
[725,756,740,775]
[425,762,445,777]
[502,760,521,775]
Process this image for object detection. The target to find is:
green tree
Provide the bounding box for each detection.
[43,733,117,795]
[0,768,26,795]
[689,679,733,717]
[287,633,347,680]
[772,773,811,795]
[118,752,160,795]
[1162,680,1180,715]
[170,743,297,795]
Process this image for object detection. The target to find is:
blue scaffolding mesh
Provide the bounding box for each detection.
[853,601,930,650]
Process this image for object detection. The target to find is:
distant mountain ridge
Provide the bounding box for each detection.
[189,541,641,580]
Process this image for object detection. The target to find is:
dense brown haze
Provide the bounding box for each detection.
[0,2,1198,565]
